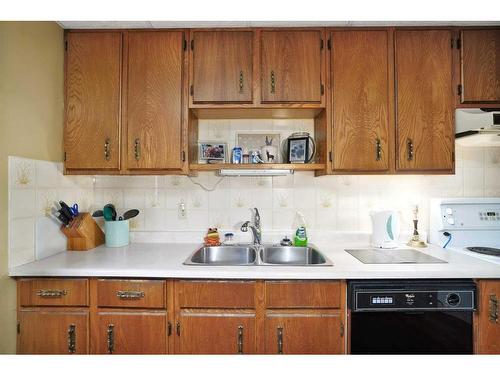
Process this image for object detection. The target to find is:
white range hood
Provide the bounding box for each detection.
[455,108,500,147]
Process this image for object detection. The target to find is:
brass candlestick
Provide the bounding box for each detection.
[407,205,427,248]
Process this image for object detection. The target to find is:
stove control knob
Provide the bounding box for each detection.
[446,293,461,307]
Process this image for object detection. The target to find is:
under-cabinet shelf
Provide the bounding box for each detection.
[189,163,326,171]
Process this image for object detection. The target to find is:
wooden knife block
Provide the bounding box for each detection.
[60,212,105,251]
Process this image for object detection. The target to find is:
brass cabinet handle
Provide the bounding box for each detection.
[167,322,172,337]
[116,290,145,300]
[406,138,414,161]
[489,294,498,323]
[67,324,76,353]
[270,70,276,93]
[104,138,111,161]
[375,138,382,161]
[277,326,283,354]
[36,289,67,298]
[237,325,243,354]
[340,322,345,338]
[176,321,181,336]
[134,138,141,161]
[239,71,244,94]
[107,324,114,354]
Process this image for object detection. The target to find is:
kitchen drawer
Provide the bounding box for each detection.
[265,281,341,308]
[19,278,89,307]
[97,279,166,309]
[177,280,255,308]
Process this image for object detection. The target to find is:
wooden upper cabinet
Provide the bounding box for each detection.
[395,30,454,172]
[65,32,122,171]
[18,309,89,354]
[460,29,500,103]
[126,31,185,171]
[192,31,253,103]
[261,30,323,103]
[331,30,391,172]
[476,280,500,354]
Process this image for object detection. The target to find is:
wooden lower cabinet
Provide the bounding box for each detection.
[264,310,343,354]
[177,310,256,354]
[94,310,167,354]
[18,308,89,354]
[476,280,500,354]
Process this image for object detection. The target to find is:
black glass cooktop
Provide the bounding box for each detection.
[466,247,500,257]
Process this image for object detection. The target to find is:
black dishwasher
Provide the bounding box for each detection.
[348,279,476,354]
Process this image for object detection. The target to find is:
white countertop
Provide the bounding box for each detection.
[8,241,500,279]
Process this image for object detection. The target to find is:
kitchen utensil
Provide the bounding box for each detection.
[122,209,139,221]
[51,207,70,226]
[92,210,104,217]
[59,201,75,219]
[370,210,401,248]
[60,212,105,251]
[103,204,117,221]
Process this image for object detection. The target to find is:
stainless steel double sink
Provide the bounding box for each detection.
[183,244,333,266]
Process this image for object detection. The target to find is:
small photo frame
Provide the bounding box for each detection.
[287,137,309,164]
[198,142,227,163]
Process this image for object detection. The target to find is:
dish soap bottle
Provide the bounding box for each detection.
[293,211,308,246]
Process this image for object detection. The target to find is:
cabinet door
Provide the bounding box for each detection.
[331,30,390,172]
[395,30,454,172]
[95,310,167,354]
[192,31,253,103]
[461,29,500,103]
[264,310,343,354]
[65,32,122,171]
[261,31,323,103]
[18,309,89,354]
[476,280,500,354]
[177,310,256,354]
[126,31,184,171]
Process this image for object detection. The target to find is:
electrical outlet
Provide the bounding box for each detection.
[178,200,187,219]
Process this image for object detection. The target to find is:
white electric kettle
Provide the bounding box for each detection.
[370,210,401,248]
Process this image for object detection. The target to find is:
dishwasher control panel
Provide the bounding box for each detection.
[349,280,476,312]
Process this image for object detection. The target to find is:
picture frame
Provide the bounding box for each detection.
[235,132,281,163]
[198,142,227,163]
[287,137,309,164]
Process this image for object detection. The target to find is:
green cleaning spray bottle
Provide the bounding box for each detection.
[293,211,308,246]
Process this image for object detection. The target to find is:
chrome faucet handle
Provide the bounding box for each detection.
[240,221,250,232]
[253,208,261,228]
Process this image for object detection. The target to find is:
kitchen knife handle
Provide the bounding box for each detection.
[104,138,111,161]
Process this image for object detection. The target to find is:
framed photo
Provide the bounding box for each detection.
[287,137,309,164]
[198,142,227,163]
[235,132,281,163]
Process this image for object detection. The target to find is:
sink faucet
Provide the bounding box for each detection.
[241,208,262,245]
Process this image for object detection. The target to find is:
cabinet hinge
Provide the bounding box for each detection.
[456,38,461,49]
[320,84,324,96]
[190,39,194,50]
[64,40,68,51]
[329,151,333,163]
[190,85,194,96]
[320,39,324,50]
[457,84,462,96]
[64,152,67,162]
[17,321,20,334]
[181,151,186,162]
[183,39,187,51]
[451,38,454,49]
[327,39,332,50]
[452,151,455,162]
[340,322,344,337]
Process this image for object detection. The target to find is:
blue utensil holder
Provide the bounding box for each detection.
[105,220,130,247]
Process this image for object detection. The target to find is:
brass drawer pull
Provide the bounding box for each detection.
[277,326,283,354]
[239,71,244,94]
[67,324,76,353]
[36,289,68,298]
[270,70,276,93]
[107,324,115,354]
[134,138,141,161]
[116,290,145,300]
[375,138,382,161]
[237,325,243,354]
[406,138,414,161]
[104,138,111,161]
[489,294,498,323]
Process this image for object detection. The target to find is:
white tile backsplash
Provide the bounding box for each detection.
[8,142,500,268]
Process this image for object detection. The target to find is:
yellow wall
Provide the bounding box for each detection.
[0,21,64,353]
